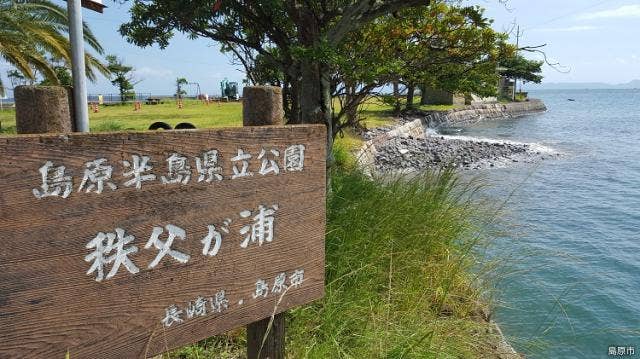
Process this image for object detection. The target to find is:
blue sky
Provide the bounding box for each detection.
[480,0,640,85]
[2,0,640,96]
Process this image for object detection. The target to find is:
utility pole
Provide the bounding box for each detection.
[513,25,522,101]
[67,0,89,132]
[65,0,105,132]
[189,82,202,97]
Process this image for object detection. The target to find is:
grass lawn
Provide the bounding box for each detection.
[89,100,244,131]
[0,100,243,134]
[0,95,462,136]
[0,98,401,157]
[0,98,403,134]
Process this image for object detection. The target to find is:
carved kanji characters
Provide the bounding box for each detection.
[145,224,190,268]
[196,150,223,182]
[85,228,139,282]
[231,149,253,179]
[284,144,305,172]
[161,153,191,185]
[289,269,305,288]
[32,161,72,199]
[78,158,117,193]
[252,279,269,299]
[271,272,287,294]
[258,148,280,175]
[161,305,184,327]
[239,204,279,248]
[123,155,156,189]
[186,296,208,319]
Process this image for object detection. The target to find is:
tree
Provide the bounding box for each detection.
[39,66,73,86]
[119,0,432,167]
[175,77,187,99]
[7,69,27,88]
[106,55,136,103]
[499,54,543,89]
[39,57,74,86]
[332,3,504,128]
[394,4,503,108]
[0,0,109,96]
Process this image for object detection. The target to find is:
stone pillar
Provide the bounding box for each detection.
[14,86,74,134]
[243,85,285,359]
[242,86,284,126]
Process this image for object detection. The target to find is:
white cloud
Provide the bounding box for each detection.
[615,54,640,64]
[134,66,173,78]
[577,4,640,20]
[534,25,599,32]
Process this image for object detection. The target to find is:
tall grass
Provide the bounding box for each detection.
[286,169,499,358]
[171,168,502,358]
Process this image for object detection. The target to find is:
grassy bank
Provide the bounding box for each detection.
[291,168,498,357]
[168,166,501,358]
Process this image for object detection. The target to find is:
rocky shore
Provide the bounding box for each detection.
[373,132,559,172]
[357,100,558,174]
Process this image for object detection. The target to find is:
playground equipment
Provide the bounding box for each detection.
[220,78,239,100]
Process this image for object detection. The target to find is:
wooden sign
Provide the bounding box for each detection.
[0,125,326,358]
[81,0,106,13]
[64,0,106,13]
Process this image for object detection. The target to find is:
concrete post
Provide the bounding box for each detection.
[243,85,285,359]
[14,86,74,134]
[242,86,284,127]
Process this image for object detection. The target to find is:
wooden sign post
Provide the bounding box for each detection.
[0,121,326,357]
[243,86,287,359]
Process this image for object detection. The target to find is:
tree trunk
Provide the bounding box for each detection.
[420,83,429,105]
[406,83,415,110]
[345,100,359,128]
[320,67,334,172]
[286,70,302,124]
[295,5,334,174]
[298,61,322,124]
[392,81,401,115]
[344,82,358,128]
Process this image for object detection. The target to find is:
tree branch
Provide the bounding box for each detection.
[327,0,431,45]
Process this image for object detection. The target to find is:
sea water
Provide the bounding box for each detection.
[449,89,640,358]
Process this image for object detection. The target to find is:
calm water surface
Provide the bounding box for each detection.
[451,89,640,358]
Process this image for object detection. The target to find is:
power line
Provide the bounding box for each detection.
[522,0,617,31]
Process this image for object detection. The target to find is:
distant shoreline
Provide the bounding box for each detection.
[526,80,640,91]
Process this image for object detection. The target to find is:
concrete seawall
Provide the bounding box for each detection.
[355,119,425,171]
[355,99,549,174]
[414,99,547,127]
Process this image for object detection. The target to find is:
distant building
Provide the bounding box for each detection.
[420,86,465,106]
[420,86,497,106]
[499,76,515,99]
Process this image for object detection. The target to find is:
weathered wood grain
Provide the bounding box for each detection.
[0,125,326,359]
